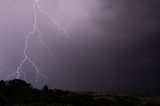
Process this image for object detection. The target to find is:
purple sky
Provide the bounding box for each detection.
[0,0,160,92]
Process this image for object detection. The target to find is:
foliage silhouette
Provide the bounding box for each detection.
[0,79,159,106]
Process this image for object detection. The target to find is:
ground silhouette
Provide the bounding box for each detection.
[0,79,159,106]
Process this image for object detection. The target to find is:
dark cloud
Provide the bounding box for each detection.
[0,0,160,92]
[93,0,160,92]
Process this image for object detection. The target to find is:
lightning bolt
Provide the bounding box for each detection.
[8,0,48,82]
[5,0,78,83]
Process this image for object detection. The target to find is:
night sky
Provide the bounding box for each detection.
[0,0,160,92]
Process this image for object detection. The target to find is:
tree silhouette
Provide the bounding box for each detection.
[42,85,49,92]
[0,79,158,106]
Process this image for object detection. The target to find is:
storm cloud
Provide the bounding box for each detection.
[0,0,160,92]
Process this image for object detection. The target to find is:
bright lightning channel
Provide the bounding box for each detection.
[6,0,77,83]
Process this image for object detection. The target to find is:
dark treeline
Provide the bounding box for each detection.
[0,79,107,106]
[0,79,159,106]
